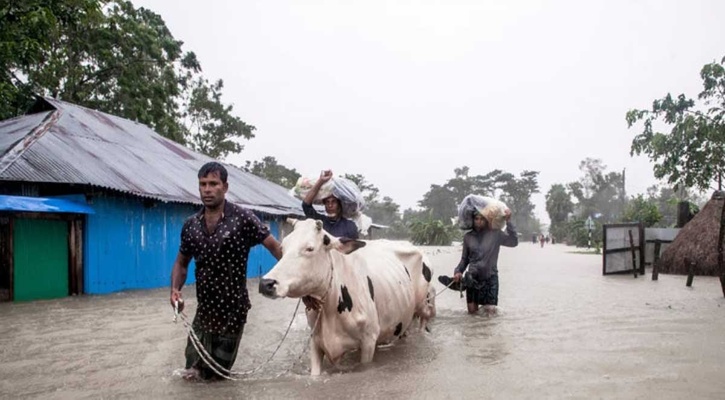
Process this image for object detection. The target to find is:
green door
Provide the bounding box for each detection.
[13,218,68,301]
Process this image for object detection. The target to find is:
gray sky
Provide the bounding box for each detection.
[135,0,724,224]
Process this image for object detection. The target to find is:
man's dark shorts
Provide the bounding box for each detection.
[465,274,499,306]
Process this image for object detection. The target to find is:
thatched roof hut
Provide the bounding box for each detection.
[656,191,725,276]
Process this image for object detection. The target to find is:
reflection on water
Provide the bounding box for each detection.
[1,243,724,399]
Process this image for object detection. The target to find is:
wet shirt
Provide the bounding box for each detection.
[302,202,359,239]
[455,223,518,280]
[179,201,270,334]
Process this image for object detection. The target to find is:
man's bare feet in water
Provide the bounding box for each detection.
[179,367,200,381]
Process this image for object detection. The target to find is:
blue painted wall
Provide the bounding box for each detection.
[84,194,279,294]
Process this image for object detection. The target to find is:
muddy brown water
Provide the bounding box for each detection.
[1,243,724,399]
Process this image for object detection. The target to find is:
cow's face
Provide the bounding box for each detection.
[259,219,365,299]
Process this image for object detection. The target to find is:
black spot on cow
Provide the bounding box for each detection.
[394,322,403,336]
[367,276,375,301]
[323,235,331,246]
[422,263,432,282]
[337,285,353,313]
[403,265,410,278]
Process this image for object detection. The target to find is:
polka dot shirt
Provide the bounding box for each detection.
[180,201,270,334]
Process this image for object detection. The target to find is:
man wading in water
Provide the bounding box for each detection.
[169,162,282,380]
[442,210,518,316]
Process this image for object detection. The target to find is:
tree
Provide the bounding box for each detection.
[568,158,625,223]
[341,173,408,239]
[622,195,662,227]
[418,184,457,222]
[343,173,380,204]
[243,156,300,188]
[184,77,255,159]
[1,0,104,119]
[443,166,501,205]
[545,183,574,240]
[366,196,399,226]
[498,170,540,235]
[415,167,541,236]
[644,184,707,228]
[628,56,725,192]
[0,0,254,158]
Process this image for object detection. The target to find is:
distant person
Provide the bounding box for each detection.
[169,162,283,381]
[441,210,518,316]
[301,169,359,239]
[532,234,537,244]
[539,234,545,248]
[545,235,550,244]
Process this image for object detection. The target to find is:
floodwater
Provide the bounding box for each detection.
[1,242,724,399]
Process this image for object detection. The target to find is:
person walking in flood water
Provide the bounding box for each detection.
[169,162,282,381]
[301,169,359,239]
[452,210,518,316]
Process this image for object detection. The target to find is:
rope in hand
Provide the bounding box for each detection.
[173,298,304,381]
[430,276,464,300]
[172,254,335,381]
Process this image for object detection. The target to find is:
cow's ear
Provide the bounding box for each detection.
[286,218,298,227]
[332,237,366,254]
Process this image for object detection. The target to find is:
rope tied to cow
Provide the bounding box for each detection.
[430,277,462,300]
[173,252,336,380]
[174,297,304,381]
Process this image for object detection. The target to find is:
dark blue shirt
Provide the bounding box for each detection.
[302,202,359,239]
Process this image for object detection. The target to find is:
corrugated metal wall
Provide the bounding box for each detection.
[84,194,279,295]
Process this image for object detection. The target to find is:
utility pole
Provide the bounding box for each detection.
[621,168,626,218]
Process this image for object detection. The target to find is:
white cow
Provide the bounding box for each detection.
[259,219,435,375]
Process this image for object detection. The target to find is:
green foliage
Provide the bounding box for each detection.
[498,170,540,235]
[184,78,255,159]
[341,173,409,239]
[343,173,380,204]
[566,217,602,248]
[545,183,573,241]
[418,184,458,222]
[0,0,253,159]
[409,215,455,246]
[417,166,541,236]
[568,158,625,223]
[366,196,399,226]
[243,156,300,188]
[0,0,105,119]
[622,194,662,227]
[627,56,725,192]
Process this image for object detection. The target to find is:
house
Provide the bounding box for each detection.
[0,97,302,302]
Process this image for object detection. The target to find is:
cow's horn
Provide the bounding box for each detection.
[286,218,298,227]
[315,220,323,231]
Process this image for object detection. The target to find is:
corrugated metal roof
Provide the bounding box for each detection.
[0,111,53,158]
[0,97,304,217]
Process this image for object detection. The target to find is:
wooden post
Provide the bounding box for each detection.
[677,201,691,228]
[686,258,695,287]
[628,229,637,278]
[652,240,661,281]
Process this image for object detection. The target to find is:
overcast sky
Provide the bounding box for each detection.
[134,0,724,224]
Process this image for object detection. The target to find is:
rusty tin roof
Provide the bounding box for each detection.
[0,97,303,217]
